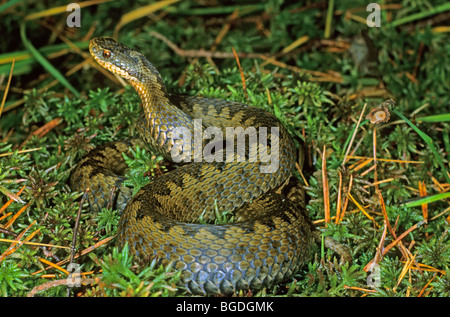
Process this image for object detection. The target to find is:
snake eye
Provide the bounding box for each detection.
[102,50,111,59]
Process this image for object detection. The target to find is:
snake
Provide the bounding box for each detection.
[70,37,349,296]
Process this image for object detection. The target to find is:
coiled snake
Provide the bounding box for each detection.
[71,37,349,295]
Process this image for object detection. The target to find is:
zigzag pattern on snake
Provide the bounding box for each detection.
[71,37,349,296]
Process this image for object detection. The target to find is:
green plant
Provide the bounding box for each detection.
[99,244,182,297]
[123,146,166,196]
[0,260,29,297]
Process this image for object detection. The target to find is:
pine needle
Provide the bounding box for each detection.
[0,58,14,120]
[341,103,367,165]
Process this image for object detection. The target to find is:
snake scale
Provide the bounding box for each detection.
[71,37,349,296]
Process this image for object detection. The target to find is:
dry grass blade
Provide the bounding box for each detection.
[38,257,70,275]
[4,202,31,228]
[0,185,26,214]
[347,156,424,164]
[364,220,427,272]
[342,103,367,166]
[418,181,428,220]
[372,126,378,186]
[0,59,14,120]
[0,238,70,250]
[0,184,25,204]
[363,178,394,188]
[407,261,446,274]
[259,35,308,68]
[32,236,115,275]
[360,164,377,177]
[27,278,96,297]
[232,47,247,96]
[0,212,12,222]
[19,118,62,149]
[373,221,388,266]
[337,173,353,223]
[428,172,447,191]
[0,221,38,262]
[25,0,112,20]
[148,30,342,83]
[418,273,438,297]
[395,252,417,292]
[347,193,376,225]
[343,285,377,294]
[295,162,309,186]
[114,0,180,36]
[335,171,342,224]
[281,35,309,54]
[322,145,330,226]
[368,191,410,267]
[69,189,89,266]
[0,147,43,157]
[378,191,395,236]
[351,157,372,172]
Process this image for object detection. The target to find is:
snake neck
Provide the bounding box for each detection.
[129,60,171,113]
[130,63,197,160]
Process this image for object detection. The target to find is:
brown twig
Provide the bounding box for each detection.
[32,235,115,276]
[148,30,343,83]
[19,118,63,149]
[335,171,343,224]
[419,181,428,230]
[232,47,247,98]
[0,227,18,237]
[149,31,263,60]
[363,220,427,272]
[66,188,88,296]
[70,188,89,265]
[295,162,309,187]
[418,272,438,297]
[28,278,96,297]
[0,59,15,120]
[0,221,38,262]
[337,173,352,223]
[372,126,378,188]
[322,145,330,226]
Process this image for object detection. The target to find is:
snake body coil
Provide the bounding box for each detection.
[71,37,316,295]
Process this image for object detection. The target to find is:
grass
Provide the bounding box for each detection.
[0,0,449,297]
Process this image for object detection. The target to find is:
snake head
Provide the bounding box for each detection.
[89,37,162,86]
